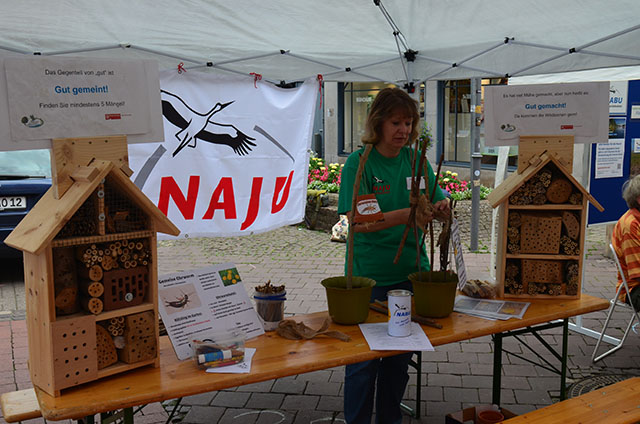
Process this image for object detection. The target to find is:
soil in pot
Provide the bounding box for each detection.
[408,271,458,318]
[321,276,376,325]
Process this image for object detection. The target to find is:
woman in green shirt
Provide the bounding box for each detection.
[338,87,449,424]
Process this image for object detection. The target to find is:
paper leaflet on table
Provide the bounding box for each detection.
[453,295,529,320]
[358,322,434,351]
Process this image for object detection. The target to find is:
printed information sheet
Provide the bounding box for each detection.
[359,322,434,351]
[158,263,264,360]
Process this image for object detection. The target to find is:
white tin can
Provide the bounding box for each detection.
[387,289,412,337]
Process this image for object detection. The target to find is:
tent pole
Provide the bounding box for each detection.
[286,52,343,70]
[469,78,482,251]
[0,44,31,54]
[578,23,640,50]
[130,46,202,64]
[41,44,124,56]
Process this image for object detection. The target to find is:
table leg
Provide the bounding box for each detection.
[560,318,568,401]
[401,351,422,418]
[492,332,503,405]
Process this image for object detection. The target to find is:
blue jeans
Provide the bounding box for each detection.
[344,281,413,424]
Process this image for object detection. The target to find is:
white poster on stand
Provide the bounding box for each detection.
[484,81,609,145]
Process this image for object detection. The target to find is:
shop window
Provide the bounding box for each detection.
[442,78,516,168]
[338,82,413,156]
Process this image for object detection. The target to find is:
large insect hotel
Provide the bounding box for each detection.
[487,137,603,300]
[5,137,179,396]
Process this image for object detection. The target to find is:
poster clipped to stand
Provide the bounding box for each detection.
[0,56,164,150]
[158,264,264,360]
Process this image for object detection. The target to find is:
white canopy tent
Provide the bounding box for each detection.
[1,0,640,84]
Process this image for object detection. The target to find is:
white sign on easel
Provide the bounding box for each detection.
[158,263,264,360]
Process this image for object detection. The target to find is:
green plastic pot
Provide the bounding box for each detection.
[321,276,376,325]
[408,271,458,318]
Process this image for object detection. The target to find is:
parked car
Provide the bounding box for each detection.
[0,149,52,258]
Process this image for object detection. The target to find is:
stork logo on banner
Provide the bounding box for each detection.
[161,90,257,157]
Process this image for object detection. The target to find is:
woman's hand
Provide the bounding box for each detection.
[433,199,450,221]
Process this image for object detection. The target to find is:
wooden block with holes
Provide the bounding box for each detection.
[522,259,564,284]
[520,212,562,254]
[118,311,157,364]
[51,316,98,392]
[96,324,118,369]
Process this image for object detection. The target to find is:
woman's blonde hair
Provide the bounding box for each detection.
[361,87,420,145]
[622,174,640,209]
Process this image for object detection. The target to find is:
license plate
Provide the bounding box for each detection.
[0,196,26,211]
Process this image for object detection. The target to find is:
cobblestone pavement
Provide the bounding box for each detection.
[0,224,638,424]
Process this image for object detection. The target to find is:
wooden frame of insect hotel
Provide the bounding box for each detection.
[4,136,179,396]
[486,136,603,300]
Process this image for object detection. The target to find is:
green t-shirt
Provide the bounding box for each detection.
[338,146,445,286]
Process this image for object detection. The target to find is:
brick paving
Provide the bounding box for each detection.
[0,221,639,423]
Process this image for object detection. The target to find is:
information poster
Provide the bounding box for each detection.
[0,56,164,149]
[595,139,625,179]
[595,116,626,179]
[484,81,609,145]
[632,139,640,177]
[158,263,264,360]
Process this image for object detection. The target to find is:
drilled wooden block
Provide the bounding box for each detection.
[51,316,98,391]
[96,324,118,370]
[520,212,562,254]
[118,335,157,364]
[562,211,580,240]
[123,311,155,343]
[522,259,564,284]
[546,178,572,203]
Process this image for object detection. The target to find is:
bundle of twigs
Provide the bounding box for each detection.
[346,144,373,289]
[394,139,429,265]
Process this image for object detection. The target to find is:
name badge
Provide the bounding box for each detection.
[406,176,426,190]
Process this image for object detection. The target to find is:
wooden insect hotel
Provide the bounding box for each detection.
[4,137,179,396]
[487,137,603,300]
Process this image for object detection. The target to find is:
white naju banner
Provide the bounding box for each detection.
[129,71,318,238]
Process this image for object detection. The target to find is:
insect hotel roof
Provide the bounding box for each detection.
[4,159,179,255]
[486,151,604,212]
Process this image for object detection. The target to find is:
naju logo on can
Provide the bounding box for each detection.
[387,289,412,337]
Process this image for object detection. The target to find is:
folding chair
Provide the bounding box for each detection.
[591,243,640,363]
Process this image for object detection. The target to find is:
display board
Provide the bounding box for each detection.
[588,80,640,225]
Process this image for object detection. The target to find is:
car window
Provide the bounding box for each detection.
[0,149,51,178]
